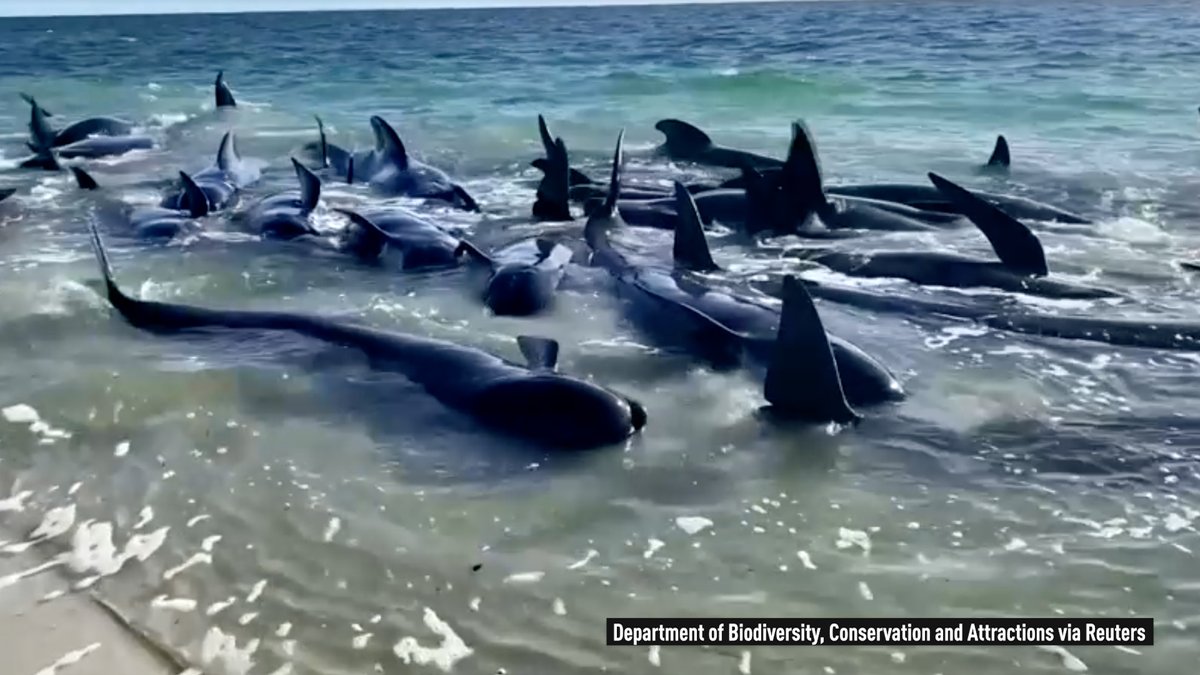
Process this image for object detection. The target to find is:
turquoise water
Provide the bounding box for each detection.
[1,2,1199,674]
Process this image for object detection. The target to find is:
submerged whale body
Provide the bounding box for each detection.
[87,224,647,450]
[459,237,574,317]
[235,157,323,241]
[71,166,206,241]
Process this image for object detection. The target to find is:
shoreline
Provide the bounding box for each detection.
[0,526,184,675]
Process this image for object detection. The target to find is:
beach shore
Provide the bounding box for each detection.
[0,535,181,675]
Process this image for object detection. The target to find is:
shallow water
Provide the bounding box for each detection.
[1,1,1199,674]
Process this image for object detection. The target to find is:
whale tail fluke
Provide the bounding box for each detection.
[762,275,860,426]
[927,172,1048,277]
[532,135,572,222]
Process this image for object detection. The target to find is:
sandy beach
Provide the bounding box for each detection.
[0,532,181,675]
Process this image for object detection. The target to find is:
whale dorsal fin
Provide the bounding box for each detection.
[70,167,100,191]
[927,172,1048,276]
[290,157,321,214]
[370,116,408,170]
[0,188,14,203]
[533,136,572,222]
[25,95,57,151]
[672,181,719,272]
[987,135,1010,168]
[215,70,237,109]
[655,119,713,159]
[216,131,239,172]
[601,129,625,217]
[314,115,329,167]
[455,240,495,269]
[346,155,355,185]
[762,275,860,425]
[178,171,210,218]
[781,121,830,215]
[531,158,594,187]
[536,114,557,160]
[517,335,559,371]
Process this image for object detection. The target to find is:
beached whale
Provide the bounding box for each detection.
[86,223,647,450]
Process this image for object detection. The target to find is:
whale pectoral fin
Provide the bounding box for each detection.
[215,70,237,109]
[654,119,713,159]
[672,181,720,272]
[927,172,1048,276]
[516,335,559,372]
[178,171,210,218]
[762,275,860,425]
[290,157,322,213]
[71,167,100,191]
[455,240,495,269]
[986,134,1010,168]
[451,184,481,213]
[1179,261,1200,273]
[534,137,572,222]
[369,116,408,170]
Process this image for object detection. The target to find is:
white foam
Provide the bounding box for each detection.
[552,598,567,616]
[1164,513,1191,532]
[2,404,72,442]
[567,549,598,569]
[393,607,474,672]
[0,488,32,512]
[858,581,874,601]
[675,516,713,535]
[738,650,752,674]
[152,595,198,612]
[797,551,818,570]
[186,514,210,528]
[114,441,131,457]
[469,597,481,612]
[238,612,259,626]
[353,633,373,649]
[275,622,293,638]
[648,645,661,667]
[1039,646,1088,671]
[133,507,154,529]
[1004,538,1028,552]
[32,642,102,675]
[323,517,341,542]
[200,626,260,675]
[206,597,237,616]
[835,528,872,556]
[163,552,213,580]
[246,579,268,603]
[643,538,665,559]
[201,535,222,552]
[4,504,77,553]
[503,571,545,584]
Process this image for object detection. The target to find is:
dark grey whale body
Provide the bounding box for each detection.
[790,172,1119,301]
[234,158,323,240]
[653,119,782,171]
[459,237,574,317]
[87,224,646,450]
[584,131,899,420]
[304,115,479,212]
[161,131,260,214]
[214,71,237,109]
[21,92,135,149]
[335,208,465,271]
[56,135,156,159]
[71,166,207,241]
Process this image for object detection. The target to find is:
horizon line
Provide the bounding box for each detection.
[0,0,831,20]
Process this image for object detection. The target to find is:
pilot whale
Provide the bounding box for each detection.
[787,172,1120,300]
[584,130,899,420]
[334,208,465,271]
[21,92,134,149]
[458,237,574,317]
[87,223,646,450]
[303,115,479,212]
[71,166,207,240]
[161,131,260,213]
[232,158,323,240]
[652,119,782,171]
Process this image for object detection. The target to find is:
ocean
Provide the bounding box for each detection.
[0,1,1198,673]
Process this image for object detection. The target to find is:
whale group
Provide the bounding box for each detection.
[5,71,1200,453]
